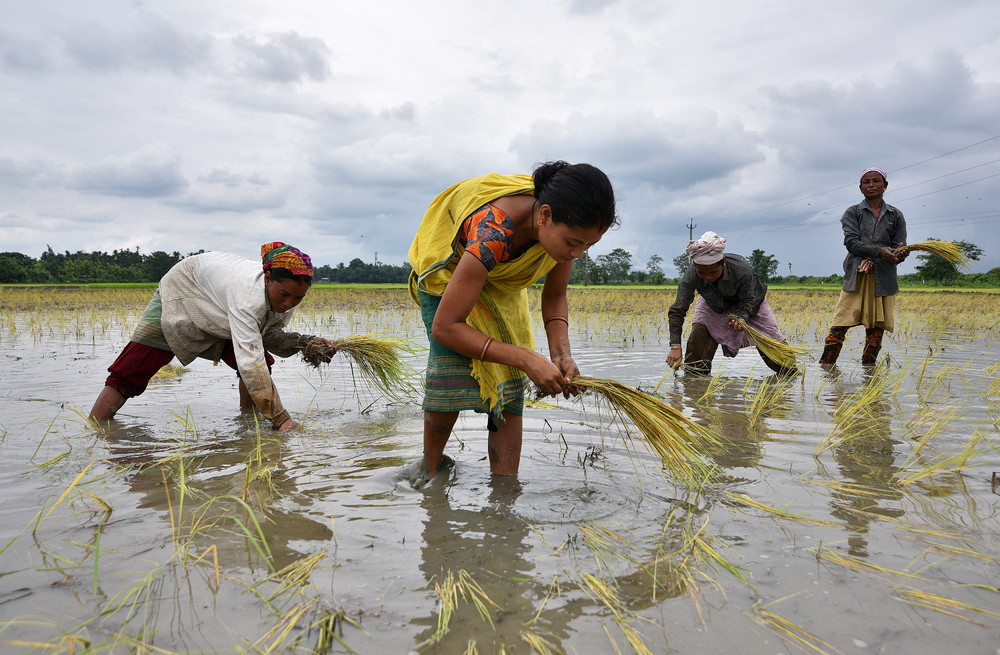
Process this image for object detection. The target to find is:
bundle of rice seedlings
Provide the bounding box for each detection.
[897,240,971,269]
[568,376,720,486]
[301,334,417,398]
[729,316,808,373]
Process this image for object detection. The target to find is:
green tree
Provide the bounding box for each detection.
[747,249,779,282]
[645,254,665,284]
[672,253,690,278]
[914,239,983,285]
[146,251,182,282]
[569,253,594,285]
[596,248,632,283]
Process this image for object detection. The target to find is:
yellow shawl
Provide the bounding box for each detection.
[408,173,558,418]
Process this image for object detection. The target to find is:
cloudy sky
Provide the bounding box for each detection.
[4,0,1000,276]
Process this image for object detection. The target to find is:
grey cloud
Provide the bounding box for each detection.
[59,14,211,74]
[0,30,53,72]
[761,50,1000,171]
[73,144,188,197]
[510,111,764,191]
[567,0,618,15]
[167,168,287,213]
[0,157,50,187]
[61,15,212,73]
[232,32,331,83]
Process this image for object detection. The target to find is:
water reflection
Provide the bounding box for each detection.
[412,474,577,652]
[819,365,904,558]
[673,373,798,475]
[99,417,333,571]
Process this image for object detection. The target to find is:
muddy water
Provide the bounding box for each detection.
[1,290,999,654]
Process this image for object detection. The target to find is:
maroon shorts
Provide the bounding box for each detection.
[105,341,274,399]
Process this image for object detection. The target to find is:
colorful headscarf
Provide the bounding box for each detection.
[260,242,313,277]
[686,231,727,265]
[860,167,887,183]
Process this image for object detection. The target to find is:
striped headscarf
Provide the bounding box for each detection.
[686,231,727,265]
[260,242,313,276]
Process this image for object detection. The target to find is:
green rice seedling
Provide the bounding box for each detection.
[424,569,500,647]
[901,402,969,448]
[569,376,721,486]
[730,316,809,373]
[311,607,360,655]
[744,376,795,427]
[241,602,312,653]
[893,429,985,487]
[726,492,837,528]
[302,334,420,399]
[520,629,564,655]
[241,414,279,504]
[578,522,642,575]
[257,552,326,605]
[746,597,842,655]
[814,371,894,456]
[576,572,654,655]
[812,546,931,585]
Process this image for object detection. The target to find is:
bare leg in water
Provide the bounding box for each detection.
[421,409,523,480]
[90,386,127,421]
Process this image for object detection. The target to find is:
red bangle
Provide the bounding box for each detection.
[544,316,569,328]
[479,337,494,361]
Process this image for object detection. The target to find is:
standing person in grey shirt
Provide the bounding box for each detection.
[666,231,795,376]
[819,167,909,366]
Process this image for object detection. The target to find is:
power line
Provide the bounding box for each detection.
[690,134,1000,226]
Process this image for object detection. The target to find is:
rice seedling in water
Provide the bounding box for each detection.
[893,429,985,487]
[301,334,419,399]
[814,369,895,456]
[726,492,837,528]
[424,569,500,648]
[746,597,842,655]
[310,607,360,654]
[744,376,794,427]
[729,315,809,373]
[520,629,563,655]
[567,376,721,487]
[894,587,1000,626]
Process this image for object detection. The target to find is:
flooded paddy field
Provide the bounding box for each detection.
[1,286,998,654]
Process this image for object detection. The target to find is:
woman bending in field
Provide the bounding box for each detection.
[409,161,617,483]
[89,242,334,431]
[666,231,795,376]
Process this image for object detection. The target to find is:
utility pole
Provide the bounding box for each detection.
[686,218,697,241]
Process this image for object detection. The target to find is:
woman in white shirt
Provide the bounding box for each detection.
[89,242,333,430]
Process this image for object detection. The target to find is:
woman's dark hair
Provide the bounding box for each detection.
[532,161,618,230]
[269,267,313,286]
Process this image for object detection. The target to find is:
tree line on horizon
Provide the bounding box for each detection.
[0,240,992,287]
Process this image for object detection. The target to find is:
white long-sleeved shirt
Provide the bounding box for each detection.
[158,251,301,427]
